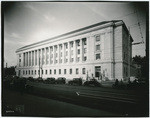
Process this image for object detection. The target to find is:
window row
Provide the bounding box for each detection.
[22,68,86,75]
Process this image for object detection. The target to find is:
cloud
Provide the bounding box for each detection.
[9,32,22,39]
[23,3,38,12]
[43,14,55,23]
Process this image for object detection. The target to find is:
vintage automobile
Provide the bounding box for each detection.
[44,77,55,84]
[55,77,66,84]
[83,79,101,87]
[68,78,82,85]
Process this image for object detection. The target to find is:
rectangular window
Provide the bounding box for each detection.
[60,59,62,63]
[76,68,79,74]
[45,70,47,75]
[56,53,58,57]
[50,69,52,74]
[95,66,101,77]
[70,69,72,74]
[82,68,86,74]
[71,58,74,62]
[96,53,100,60]
[64,69,66,74]
[96,35,100,42]
[26,70,27,75]
[96,44,100,51]
[65,59,68,63]
[83,56,87,61]
[32,70,33,75]
[66,44,68,49]
[29,70,30,75]
[83,38,87,45]
[77,41,80,46]
[71,42,73,47]
[77,49,80,54]
[71,50,73,55]
[60,52,62,57]
[38,70,40,74]
[54,69,56,74]
[59,69,61,74]
[77,57,80,62]
[66,51,68,56]
[42,70,43,74]
[84,48,87,53]
[23,70,24,75]
[35,70,36,75]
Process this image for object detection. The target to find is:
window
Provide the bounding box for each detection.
[45,70,47,75]
[95,66,101,77]
[96,44,100,51]
[70,69,72,74]
[60,52,62,57]
[60,45,62,50]
[19,59,21,62]
[38,70,40,74]
[77,49,80,54]
[84,48,87,53]
[32,70,33,75]
[51,54,53,58]
[54,69,56,74]
[66,51,68,56]
[35,70,36,75]
[23,70,24,75]
[71,50,73,55]
[60,59,62,63]
[76,68,79,74]
[70,42,73,47]
[83,38,87,45]
[50,69,52,74]
[82,68,86,74]
[59,69,61,74]
[26,71,27,75]
[56,53,58,57]
[42,70,43,74]
[64,69,66,74]
[96,35,100,42]
[77,41,80,46]
[65,59,68,63]
[77,57,80,62]
[66,44,68,49]
[29,70,30,75]
[83,56,87,61]
[71,58,74,62]
[96,53,100,60]
[55,60,58,63]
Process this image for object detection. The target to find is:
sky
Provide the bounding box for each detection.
[3,2,147,67]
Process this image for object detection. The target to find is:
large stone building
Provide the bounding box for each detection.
[16,20,133,81]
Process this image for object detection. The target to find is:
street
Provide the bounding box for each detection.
[2,81,148,117]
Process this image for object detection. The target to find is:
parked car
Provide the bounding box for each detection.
[27,77,34,82]
[36,77,43,83]
[44,77,55,84]
[55,77,66,84]
[68,78,82,85]
[83,79,101,87]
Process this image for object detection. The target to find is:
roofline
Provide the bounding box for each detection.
[16,20,125,53]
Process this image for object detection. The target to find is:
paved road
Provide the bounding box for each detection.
[2,81,148,116]
[26,82,148,116]
[2,89,119,117]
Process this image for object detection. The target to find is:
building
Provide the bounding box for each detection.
[16,20,133,81]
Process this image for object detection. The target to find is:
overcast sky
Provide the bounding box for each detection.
[3,2,147,67]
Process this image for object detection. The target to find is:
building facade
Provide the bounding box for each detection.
[16,20,133,81]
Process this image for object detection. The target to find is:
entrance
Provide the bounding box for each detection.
[95,66,102,80]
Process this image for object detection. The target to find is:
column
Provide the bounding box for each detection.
[58,45,60,63]
[80,39,83,62]
[74,40,76,62]
[49,47,51,65]
[62,43,64,64]
[68,42,71,63]
[30,51,33,66]
[53,46,55,64]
